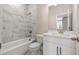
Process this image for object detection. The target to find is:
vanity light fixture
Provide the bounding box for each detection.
[48,4,57,6]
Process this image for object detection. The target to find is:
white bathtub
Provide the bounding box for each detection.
[0,38,34,55]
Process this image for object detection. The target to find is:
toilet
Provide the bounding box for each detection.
[36,34,43,54]
[28,34,43,55]
[29,42,41,55]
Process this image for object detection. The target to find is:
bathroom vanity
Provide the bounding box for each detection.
[43,31,77,55]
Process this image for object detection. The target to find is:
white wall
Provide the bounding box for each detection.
[36,4,48,34]
[72,5,78,32]
[73,4,79,32]
[0,4,37,44]
[77,5,79,32]
[48,6,56,30]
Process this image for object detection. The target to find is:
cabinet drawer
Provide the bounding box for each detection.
[61,46,76,55]
[76,42,79,55]
[46,44,58,55]
[61,39,76,48]
[44,36,59,44]
[43,41,58,55]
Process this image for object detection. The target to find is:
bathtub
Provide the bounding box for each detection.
[0,38,34,55]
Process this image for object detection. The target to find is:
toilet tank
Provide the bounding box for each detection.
[36,34,44,44]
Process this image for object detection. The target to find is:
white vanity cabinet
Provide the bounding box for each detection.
[76,41,79,55]
[43,33,76,55]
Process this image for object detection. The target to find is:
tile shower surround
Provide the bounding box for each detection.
[0,4,37,44]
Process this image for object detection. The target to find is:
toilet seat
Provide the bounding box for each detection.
[29,42,41,48]
[29,42,41,55]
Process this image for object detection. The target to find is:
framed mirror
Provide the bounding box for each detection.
[56,11,72,31]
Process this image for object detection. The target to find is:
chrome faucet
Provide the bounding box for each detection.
[28,30,32,37]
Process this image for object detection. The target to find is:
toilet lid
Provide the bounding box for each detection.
[29,42,40,48]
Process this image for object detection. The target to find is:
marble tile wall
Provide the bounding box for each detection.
[0,4,37,44]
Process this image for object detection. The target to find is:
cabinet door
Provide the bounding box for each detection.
[45,43,59,55]
[61,46,76,55]
[43,36,59,55]
[61,38,76,48]
[43,36,48,55]
[60,38,76,55]
[76,41,79,55]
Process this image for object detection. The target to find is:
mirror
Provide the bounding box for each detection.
[56,12,72,31]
